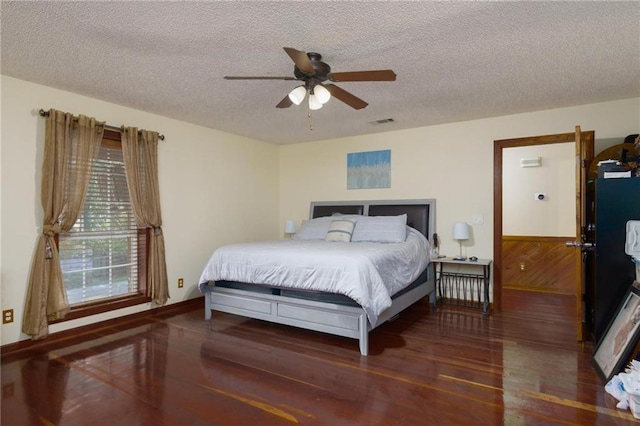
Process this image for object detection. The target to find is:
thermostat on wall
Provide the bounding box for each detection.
[626,220,640,257]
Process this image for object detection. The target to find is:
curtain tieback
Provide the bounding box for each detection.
[42,225,60,259]
[43,229,55,259]
[45,242,53,259]
[153,226,163,236]
[43,224,63,236]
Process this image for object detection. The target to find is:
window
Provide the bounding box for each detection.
[57,131,149,319]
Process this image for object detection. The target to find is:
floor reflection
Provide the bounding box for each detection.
[21,354,69,425]
[13,323,169,425]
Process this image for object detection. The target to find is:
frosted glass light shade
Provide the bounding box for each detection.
[314,84,331,104]
[453,222,469,240]
[288,86,307,105]
[285,220,296,234]
[308,94,323,110]
[452,221,469,260]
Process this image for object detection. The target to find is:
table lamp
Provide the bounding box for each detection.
[284,220,296,237]
[452,222,469,260]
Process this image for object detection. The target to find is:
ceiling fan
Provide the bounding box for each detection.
[224,47,396,110]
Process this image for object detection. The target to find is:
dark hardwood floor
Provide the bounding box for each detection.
[2,290,636,425]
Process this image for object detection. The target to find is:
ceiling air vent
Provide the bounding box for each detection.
[371,118,395,125]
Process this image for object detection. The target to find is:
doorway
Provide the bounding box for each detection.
[493,129,594,341]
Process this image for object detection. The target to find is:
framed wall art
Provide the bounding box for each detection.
[347,149,391,190]
[593,280,640,381]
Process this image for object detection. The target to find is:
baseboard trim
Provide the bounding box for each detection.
[1,296,204,360]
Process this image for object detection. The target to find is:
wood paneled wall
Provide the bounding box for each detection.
[502,236,576,294]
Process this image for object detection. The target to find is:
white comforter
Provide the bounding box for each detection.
[198,227,431,326]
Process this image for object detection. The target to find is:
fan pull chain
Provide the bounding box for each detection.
[307,110,314,131]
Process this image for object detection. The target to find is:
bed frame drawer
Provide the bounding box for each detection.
[211,292,273,315]
[277,304,360,331]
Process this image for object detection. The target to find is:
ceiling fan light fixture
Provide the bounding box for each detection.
[224,48,395,112]
[288,85,307,105]
[313,84,331,104]
[308,94,323,110]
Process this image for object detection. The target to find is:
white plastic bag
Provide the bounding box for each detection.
[605,374,629,410]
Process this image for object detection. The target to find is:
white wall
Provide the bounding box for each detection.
[503,143,575,236]
[279,98,640,259]
[0,76,280,345]
[2,74,638,347]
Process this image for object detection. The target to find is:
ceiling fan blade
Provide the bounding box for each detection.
[276,95,293,109]
[329,70,397,82]
[283,47,315,74]
[324,84,368,110]
[224,76,297,80]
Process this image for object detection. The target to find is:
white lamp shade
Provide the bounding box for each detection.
[284,220,296,234]
[288,86,307,105]
[308,94,323,110]
[313,84,331,104]
[452,222,469,240]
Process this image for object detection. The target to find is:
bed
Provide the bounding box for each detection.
[198,199,437,355]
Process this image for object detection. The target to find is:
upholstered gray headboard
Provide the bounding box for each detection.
[310,199,436,240]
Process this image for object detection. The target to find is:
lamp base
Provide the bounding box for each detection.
[454,239,467,262]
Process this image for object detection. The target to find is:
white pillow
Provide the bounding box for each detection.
[325,219,356,242]
[351,214,407,243]
[293,215,363,240]
[293,216,334,240]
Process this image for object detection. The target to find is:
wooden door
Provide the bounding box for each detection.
[494,127,594,342]
[569,126,595,341]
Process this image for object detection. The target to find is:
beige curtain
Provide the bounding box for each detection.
[23,110,105,339]
[121,127,169,305]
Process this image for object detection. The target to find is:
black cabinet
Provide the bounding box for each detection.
[594,177,640,342]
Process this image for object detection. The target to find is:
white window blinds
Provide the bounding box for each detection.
[59,141,143,304]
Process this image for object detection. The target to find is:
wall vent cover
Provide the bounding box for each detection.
[371,118,395,125]
[520,157,542,168]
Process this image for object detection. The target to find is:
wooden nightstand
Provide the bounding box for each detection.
[432,257,492,317]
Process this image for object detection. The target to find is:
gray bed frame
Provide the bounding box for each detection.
[202,199,436,356]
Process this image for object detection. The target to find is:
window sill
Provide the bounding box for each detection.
[50,294,152,324]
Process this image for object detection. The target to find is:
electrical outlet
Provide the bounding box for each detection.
[3,309,14,324]
[519,262,526,272]
[178,278,184,288]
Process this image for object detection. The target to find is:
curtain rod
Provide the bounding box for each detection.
[38,109,165,141]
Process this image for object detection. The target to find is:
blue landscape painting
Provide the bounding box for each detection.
[347,149,391,189]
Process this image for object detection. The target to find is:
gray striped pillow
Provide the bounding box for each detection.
[325,219,356,242]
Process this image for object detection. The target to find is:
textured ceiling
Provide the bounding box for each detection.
[2,1,639,145]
